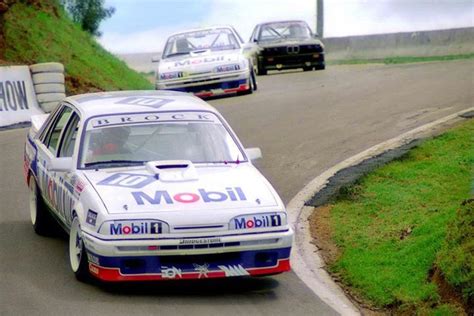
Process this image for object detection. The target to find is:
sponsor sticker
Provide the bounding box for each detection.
[86,210,98,226]
[103,220,164,235]
[132,187,247,205]
[231,213,283,230]
[161,266,182,279]
[193,263,210,278]
[178,237,221,245]
[218,264,249,277]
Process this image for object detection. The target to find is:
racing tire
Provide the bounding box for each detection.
[257,64,267,76]
[32,73,65,85]
[36,93,66,103]
[251,69,257,91]
[29,176,57,236]
[30,62,64,74]
[315,64,326,70]
[39,101,61,113]
[34,83,65,94]
[69,216,91,282]
[238,70,256,96]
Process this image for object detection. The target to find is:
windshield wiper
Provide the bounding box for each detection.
[84,160,146,169]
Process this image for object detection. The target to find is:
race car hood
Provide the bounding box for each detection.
[82,163,280,214]
[159,50,243,73]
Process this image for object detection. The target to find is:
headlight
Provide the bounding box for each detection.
[214,64,241,73]
[99,219,170,236]
[229,212,287,230]
[159,71,185,80]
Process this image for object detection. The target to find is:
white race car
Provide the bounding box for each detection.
[155,26,257,98]
[24,91,292,282]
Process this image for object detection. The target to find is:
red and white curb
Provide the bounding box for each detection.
[287,107,474,316]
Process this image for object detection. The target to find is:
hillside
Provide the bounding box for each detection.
[0,0,153,94]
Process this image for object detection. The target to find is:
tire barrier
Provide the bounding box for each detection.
[33,83,65,94]
[30,62,66,113]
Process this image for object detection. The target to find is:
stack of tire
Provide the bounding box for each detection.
[30,62,66,113]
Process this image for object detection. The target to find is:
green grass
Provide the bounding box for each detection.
[3,1,153,93]
[328,53,474,66]
[327,119,474,313]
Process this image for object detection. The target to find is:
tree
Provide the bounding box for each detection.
[62,0,115,37]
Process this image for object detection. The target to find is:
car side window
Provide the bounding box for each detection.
[43,106,73,156]
[58,112,80,158]
[250,27,258,42]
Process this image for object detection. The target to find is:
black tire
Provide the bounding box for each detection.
[29,176,58,236]
[69,216,91,282]
[315,64,326,70]
[238,70,256,96]
[257,64,267,76]
[251,69,257,91]
[303,66,313,71]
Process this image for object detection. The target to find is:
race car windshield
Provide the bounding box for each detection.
[163,28,240,58]
[258,22,312,42]
[80,119,245,168]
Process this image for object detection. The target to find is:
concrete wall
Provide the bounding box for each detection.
[324,27,474,60]
[117,28,474,71]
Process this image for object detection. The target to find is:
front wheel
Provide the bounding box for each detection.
[69,217,90,282]
[257,63,267,76]
[238,70,257,96]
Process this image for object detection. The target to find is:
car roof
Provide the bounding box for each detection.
[64,90,218,118]
[256,20,309,27]
[167,25,237,38]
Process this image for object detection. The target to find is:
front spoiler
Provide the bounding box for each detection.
[87,248,291,281]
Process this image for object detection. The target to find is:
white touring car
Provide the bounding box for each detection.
[24,91,292,282]
[155,26,257,98]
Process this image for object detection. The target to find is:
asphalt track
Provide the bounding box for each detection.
[1,60,472,315]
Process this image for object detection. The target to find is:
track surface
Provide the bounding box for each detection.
[1,60,472,315]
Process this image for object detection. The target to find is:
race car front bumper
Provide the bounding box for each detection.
[82,229,292,281]
[156,69,251,97]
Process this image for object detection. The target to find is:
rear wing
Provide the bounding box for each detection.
[30,114,50,135]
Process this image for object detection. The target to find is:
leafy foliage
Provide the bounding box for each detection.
[61,0,115,36]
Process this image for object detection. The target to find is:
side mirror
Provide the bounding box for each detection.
[245,147,262,161]
[48,157,73,172]
[151,55,161,63]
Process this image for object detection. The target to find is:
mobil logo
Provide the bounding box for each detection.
[132,187,247,205]
[232,214,282,229]
[174,56,225,67]
[109,221,162,235]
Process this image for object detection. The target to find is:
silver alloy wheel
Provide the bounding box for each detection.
[29,177,37,226]
[69,217,83,272]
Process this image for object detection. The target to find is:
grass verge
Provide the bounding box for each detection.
[328,53,474,66]
[311,119,473,314]
[2,1,153,94]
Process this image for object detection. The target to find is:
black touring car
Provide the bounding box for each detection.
[249,20,325,75]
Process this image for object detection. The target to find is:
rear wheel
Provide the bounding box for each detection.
[69,216,91,282]
[29,176,57,236]
[303,66,313,71]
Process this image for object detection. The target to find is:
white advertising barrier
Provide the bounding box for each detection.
[0,66,44,128]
